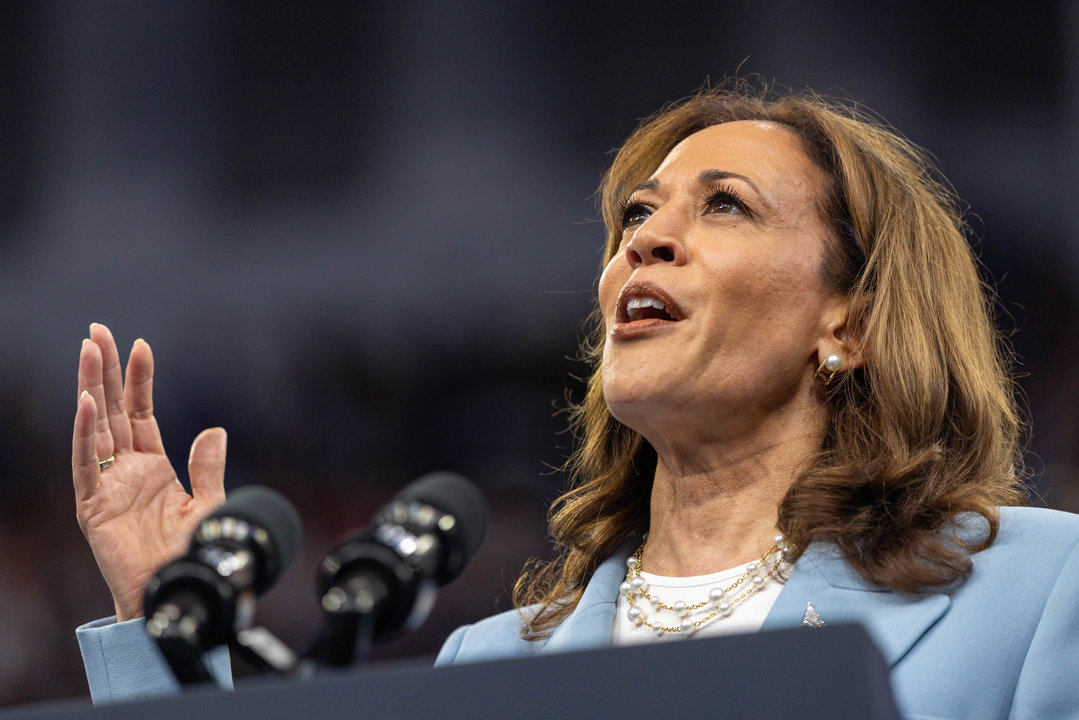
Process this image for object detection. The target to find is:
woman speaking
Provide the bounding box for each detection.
[73,82,1079,719]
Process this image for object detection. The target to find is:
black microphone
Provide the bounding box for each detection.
[144,486,303,683]
[305,472,488,668]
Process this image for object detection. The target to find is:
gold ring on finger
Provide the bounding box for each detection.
[99,455,116,471]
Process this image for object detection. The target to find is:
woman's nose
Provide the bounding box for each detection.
[625,212,688,268]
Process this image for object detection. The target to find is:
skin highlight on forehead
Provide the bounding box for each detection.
[658,122,826,231]
[606,120,834,265]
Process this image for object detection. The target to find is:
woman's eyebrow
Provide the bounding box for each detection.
[632,177,660,194]
[698,169,764,199]
[632,170,768,203]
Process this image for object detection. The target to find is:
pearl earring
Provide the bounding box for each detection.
[814,354,843,385]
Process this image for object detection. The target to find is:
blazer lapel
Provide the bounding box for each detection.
[541,540,636,655]
[762,544,951,666]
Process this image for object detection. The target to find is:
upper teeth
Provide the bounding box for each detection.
[626,296,667,320]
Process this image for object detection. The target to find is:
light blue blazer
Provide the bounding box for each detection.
[436,507,1079,720]
[79,507,1079,719]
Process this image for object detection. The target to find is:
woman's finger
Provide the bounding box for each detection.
[90,323,134,453]
[77,337,115,462]
[72,391,102,507]
[188,427,228,506]
[124,338,166,454]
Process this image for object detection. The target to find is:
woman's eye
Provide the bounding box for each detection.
[621,202,652,229]
[705,191,748,216]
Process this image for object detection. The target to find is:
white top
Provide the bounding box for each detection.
[612,560,785,646]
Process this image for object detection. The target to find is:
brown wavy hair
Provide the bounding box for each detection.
[513,80,1027,639]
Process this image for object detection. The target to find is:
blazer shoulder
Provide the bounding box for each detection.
[435,605,543,667]
[965,506,1079,583]
[995,505,1079,545]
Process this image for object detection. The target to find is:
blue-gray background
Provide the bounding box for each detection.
[1,0,1077,707]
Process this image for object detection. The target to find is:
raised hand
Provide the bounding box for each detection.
[72,323,227,621]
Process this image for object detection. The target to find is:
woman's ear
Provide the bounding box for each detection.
[816,295,865,372]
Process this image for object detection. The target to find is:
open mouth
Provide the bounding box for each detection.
[615,282,685,325]
[625,297,677,322]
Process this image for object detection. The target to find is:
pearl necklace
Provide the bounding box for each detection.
[620,534,791,637]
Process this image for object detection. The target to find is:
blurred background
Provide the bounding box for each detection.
[1,0,1077,707]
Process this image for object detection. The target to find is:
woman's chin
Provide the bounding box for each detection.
[604,392,682,436]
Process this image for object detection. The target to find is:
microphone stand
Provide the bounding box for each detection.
[298,576,385,672]
[232,626,299,675]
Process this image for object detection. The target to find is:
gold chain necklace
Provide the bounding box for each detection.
[620,534,791,636]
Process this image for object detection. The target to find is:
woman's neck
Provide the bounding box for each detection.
[641,429,818,577]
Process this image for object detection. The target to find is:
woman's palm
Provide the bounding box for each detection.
[73,324,226,621]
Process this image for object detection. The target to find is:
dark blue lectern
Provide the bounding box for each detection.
[2,624,900,720]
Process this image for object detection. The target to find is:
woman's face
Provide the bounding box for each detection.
[598,120,847,444]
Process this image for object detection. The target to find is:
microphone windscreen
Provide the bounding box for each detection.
[394,472,488,584]
[207,485,304,588]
